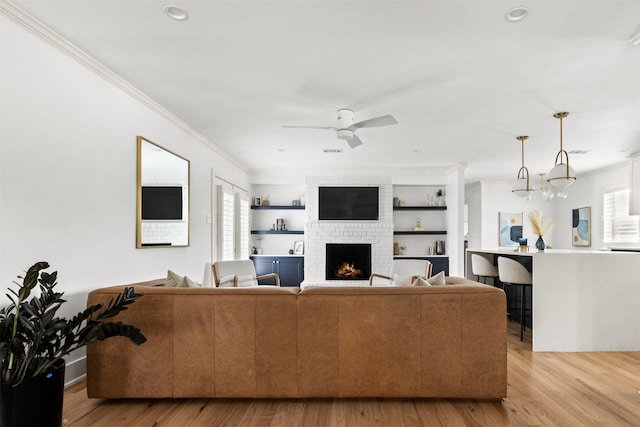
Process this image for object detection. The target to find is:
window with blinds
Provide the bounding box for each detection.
[217,183,250,260]
[603,187,640,244]
[219,187,236,260]
[237,196,250,260]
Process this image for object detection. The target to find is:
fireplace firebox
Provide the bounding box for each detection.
[325,243,372,280]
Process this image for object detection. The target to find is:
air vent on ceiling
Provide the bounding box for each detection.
[568,150,590,155]
[323,148,343,153]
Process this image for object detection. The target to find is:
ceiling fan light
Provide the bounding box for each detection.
[547,163,576,189]
[336,129,353,140]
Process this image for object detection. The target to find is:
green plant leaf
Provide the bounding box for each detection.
[2,263,146,386]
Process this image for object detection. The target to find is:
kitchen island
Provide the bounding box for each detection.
[466,248,640,352]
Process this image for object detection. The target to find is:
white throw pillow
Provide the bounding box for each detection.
[391,273,412,287]
[412,271,446,286]
[166,270,184,287]
[182,276,200,288]
[166,270,200,287]
[411,276,429,287]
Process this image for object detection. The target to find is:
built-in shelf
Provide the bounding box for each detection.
[394,230,447,235]
[393,206,447,211]
[251,205,305,210]
[251,230,304,235]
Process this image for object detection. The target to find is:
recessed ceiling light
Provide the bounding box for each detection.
[505,6,529,22]
[164,5,189,21]
[323,149,343,153]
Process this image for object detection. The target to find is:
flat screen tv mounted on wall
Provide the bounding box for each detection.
[141,186,183,220]
[318,186,379,220]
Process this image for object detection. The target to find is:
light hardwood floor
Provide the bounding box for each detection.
[63,324,640,426]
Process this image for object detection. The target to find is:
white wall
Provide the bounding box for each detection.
[0,15,249,379]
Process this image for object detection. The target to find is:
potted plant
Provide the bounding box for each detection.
[0,261,146,426]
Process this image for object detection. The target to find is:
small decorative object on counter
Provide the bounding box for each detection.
[262,195,270,206]
[393,197,400,206]
[436,189,445,206]
[393,242,399,255]
[399,245,407,255]
[528,210,555,252]
[252,246,258,254]
[414,217,424,231]
[518,238,529,252]
[254,197,261,206]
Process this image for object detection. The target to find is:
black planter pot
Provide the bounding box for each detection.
[0,359,65,427]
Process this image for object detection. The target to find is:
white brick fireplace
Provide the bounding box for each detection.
[303,176,393,285]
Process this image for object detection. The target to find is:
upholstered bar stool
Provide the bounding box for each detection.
[471,254,499,286]
[497,256,533,341]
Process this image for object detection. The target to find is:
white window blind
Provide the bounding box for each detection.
[217,181,250,260]
[603,188,640,244]
[237,195,250,260]
[218,185,236,261]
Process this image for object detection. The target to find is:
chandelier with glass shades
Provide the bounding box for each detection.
[512,112,576,200]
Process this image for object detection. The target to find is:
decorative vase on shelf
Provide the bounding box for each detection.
[535,235,546,251]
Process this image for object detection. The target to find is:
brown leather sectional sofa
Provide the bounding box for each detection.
[86,276,506,399]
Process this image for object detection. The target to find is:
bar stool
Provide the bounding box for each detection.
[497,256,532,341]
[471,254,499,286]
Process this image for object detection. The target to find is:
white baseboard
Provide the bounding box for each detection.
[64,356,86,387]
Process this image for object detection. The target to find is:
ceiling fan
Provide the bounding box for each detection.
[283,109,398,148]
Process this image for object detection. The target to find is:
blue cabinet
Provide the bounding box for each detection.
[251,256,304,287]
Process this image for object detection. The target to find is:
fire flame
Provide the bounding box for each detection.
[336,261,363,278]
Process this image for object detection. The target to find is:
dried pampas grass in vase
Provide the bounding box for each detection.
[528,211,555,251]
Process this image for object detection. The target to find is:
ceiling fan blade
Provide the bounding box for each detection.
[347,134,363,149]
[282,125,336,130]
[348,114,398,130]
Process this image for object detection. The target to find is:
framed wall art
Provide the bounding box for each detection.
[572,206,591,246]
[499,211,523,247]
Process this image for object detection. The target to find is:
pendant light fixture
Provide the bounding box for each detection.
[512,135,533,199]
[547,112,576,189]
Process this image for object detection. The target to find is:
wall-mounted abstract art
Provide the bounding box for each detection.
[499,211,523,247]
[572,206,591,246]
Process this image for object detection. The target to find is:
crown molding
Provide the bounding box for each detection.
[0,0,248,173]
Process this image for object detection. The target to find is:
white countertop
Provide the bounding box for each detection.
[466,248,638,256]
[250,254,304,257]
